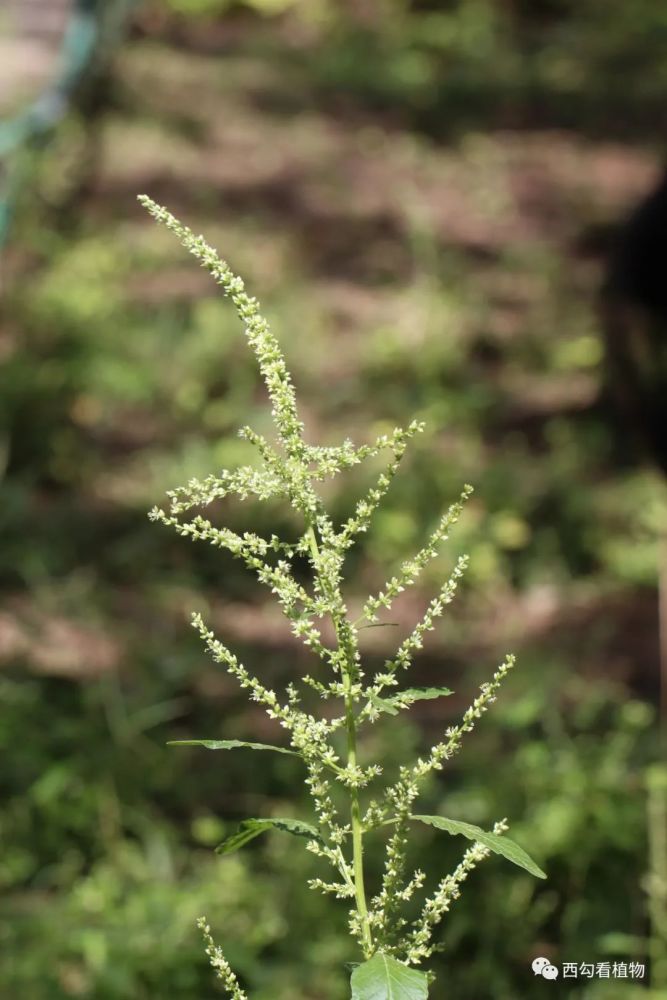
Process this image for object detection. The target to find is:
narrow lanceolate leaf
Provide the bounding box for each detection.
[366,687,453,717]
[167,739,300,757]
[411,815,546,879]
[350,953,429,1000]
[387,687,453,707]
[215,817,323,856]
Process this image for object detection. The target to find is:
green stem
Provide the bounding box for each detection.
[306,524,374,956]
[344,670,373,955]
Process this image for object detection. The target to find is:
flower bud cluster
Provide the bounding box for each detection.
[404,819,509,964]
[197,918,248,999]
[362,484,473,625]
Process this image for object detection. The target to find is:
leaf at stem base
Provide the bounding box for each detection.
[350,953,429,1000]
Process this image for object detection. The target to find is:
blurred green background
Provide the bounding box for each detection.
[1,1,665,997]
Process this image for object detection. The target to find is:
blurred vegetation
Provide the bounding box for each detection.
[1,0,666,997]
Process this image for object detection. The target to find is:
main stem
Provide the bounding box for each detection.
[343,663,373,955]
[306,525,373,956]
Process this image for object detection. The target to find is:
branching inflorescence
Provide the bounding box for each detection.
[140,195,546,1000]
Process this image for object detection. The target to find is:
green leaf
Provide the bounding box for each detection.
[350,953,429,1000]
[167,738,300,756]
[391,687,453,706]
[366,687,453,717]
[215,817,323,856]
[411,815,546,879]
[367,693,400,716]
